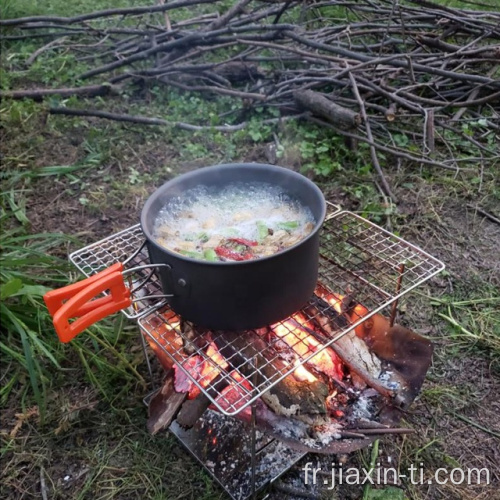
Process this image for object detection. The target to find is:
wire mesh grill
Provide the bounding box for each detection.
[69,225,165,319]
[137,211,444,416]
[318,211,444,310]
[67,210,444,415]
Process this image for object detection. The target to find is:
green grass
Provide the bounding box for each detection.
[430,285,500,371]
[0,166,146,422]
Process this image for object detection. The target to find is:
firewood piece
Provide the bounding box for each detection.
[347,427,414,435]
[147,371,187,435]
[416,35,459,53]
[294,90,361,129]
[213,330,329,421]
[385,103,397,122]
[175,373,229,428]
[352,419,390,430]
[234,399,377,455]
[302,297,406,401]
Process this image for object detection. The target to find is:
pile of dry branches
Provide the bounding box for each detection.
[2,0,499,199]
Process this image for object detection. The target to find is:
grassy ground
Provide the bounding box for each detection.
[1,1,499,499]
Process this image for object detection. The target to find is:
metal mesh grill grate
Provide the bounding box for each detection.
[318,211,444,310]
[67,210,443,415]
[136,211,444,415]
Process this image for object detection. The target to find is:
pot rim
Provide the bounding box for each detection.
[140,163,326,266]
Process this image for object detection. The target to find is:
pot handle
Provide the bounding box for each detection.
[43,262,132,343]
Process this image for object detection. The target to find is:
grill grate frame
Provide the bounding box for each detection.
[69,210,444,416]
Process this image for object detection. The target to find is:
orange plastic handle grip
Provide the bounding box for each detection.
[43,263,132,343]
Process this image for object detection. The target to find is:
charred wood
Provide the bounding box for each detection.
[147,370,187,435]
[213,330,329,421]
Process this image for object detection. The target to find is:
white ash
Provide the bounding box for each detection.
[378,370,401,390]
[349,393,376,422]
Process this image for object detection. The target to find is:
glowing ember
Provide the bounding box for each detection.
[147,283,352,411]
[293,362,317,383]
[274,313,344,382]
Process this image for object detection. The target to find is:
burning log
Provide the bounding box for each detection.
[302,295,413,406]
[233,398,379,455]
[176,373,230,428]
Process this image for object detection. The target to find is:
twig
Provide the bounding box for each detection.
[349,70,398,203]
[40,468,48,500]
[0,84,120,100]
[466,204,500,225]
[390,263,406,328]
[451,412,500,439]
[159,78,267,101]
[0,0,215,26]
[48,106,304,132]
[26,37,68,66]
[307,116,471,171]
[49,106,248,130]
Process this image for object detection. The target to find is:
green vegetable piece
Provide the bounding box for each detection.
[277,221,299,231]
[178,249,204,259]
[256,221,269,241]
[197,232,209,243]
[203,248,218,261]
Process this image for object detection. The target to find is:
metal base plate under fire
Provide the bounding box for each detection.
[169,409,306,500]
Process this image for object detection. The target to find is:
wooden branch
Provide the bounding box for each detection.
[349,71,398,203]
[417,35,460,53]
[0,0,215,26]
[294,90,361,129]
[48,106,248,131]
[48,106,305,132]
[208,0,253,31]
[285,30,500,89]
[159,78,267,101]
[307,117,468,171]
[466,204,500,225]
[1,84,119,100]
[26,37,68,66]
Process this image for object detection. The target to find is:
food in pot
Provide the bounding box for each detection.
[153,182,315,261]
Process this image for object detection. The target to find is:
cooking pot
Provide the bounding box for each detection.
[44,163,326,342]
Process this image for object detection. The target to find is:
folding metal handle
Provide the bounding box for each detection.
[43,263,132,343]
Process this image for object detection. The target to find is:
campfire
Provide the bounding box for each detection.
[144,281,433,455]
[67,209,444,499]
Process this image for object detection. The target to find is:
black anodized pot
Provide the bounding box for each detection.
[140,163,326,330]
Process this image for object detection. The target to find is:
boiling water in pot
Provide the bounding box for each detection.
[153,182,315,262]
